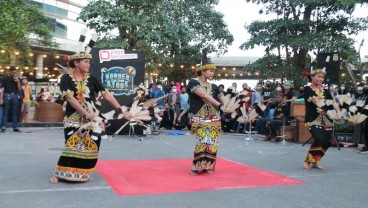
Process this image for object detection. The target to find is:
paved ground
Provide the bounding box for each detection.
[0,127,367,208]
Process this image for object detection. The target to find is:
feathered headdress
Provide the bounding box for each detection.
[197,48,216,72]
[56,28,98,73]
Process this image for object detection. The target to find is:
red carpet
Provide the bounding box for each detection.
[96,158,303,196]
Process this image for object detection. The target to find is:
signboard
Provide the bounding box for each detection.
[90,48,145,134]
[90,48,144,104]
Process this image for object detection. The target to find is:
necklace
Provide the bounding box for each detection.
[71,69,87,103]
[197,77,211,95]
[310,85,324,100]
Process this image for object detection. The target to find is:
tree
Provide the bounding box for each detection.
[0,0,58,68]
[241,0,368,86]
[78,0,233,83]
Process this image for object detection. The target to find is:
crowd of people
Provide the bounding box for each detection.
[0,68,67,133]
[1,53,368,183]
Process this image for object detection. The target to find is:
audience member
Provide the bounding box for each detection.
[0,66,21,132]
[21,77,32,123]
[179,86,189,112]
[167,85,180,116]
[0,82,3,129]
[165,80,176,94]
[149,82,166,108]
[251,83,262,107]
[160,103,177,129]
[257,92,289,142]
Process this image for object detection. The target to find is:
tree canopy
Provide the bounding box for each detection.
[78,0,234,82]
[241,0,368,86]
[0,0,57,67]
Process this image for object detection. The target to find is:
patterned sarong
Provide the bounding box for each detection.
[190,104,221,172]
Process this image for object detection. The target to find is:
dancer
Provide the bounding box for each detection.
[303,69,341,170]
[187,52,229,175]
[49,51,132,183]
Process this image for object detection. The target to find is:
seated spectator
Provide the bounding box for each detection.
[256,92,291,142]
[160,103,176,129]
[221,113,236,133]
[36,87,54,102]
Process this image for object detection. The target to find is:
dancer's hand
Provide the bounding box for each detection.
[122,111,132,120]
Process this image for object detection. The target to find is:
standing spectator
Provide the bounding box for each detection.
[261,80,274,118]
[21,77,32,123]
[229,82,238,95]
[266,82,280,120]
[0,82,3,129]
[149,82,166,108]
[240,83,252,109]
[251,83,262,107]
[175,82,182,94]
[179,86,189,112]
[167,85,180,116]
[146,83,156,100]
[165,80,176,94]
[218,84,225,96]
[17,87,24,122]
[283,81,299,116]
[0,66,21,132]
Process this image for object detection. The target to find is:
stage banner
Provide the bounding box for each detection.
[90,48,145,134]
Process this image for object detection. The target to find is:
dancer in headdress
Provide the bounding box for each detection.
[187,49,229,175]
[49,50,132,183]
[303,69,342,170]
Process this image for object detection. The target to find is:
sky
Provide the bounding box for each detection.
[215,0,368,59]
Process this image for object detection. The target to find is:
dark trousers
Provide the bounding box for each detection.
[2,93,19,130]
[364,120,368,147]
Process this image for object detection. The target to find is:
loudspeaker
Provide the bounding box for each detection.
[316,52,340,84]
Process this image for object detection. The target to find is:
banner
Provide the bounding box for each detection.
[90,48,145,134]
[90,48,145,104]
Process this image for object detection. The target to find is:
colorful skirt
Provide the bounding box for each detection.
[305,125,332,164]
[190,104,221,172]
[53,114,101,182]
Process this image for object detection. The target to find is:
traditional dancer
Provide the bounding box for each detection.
[303,69,341,170]
[187,53,227,175]
[49,51,132,183]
